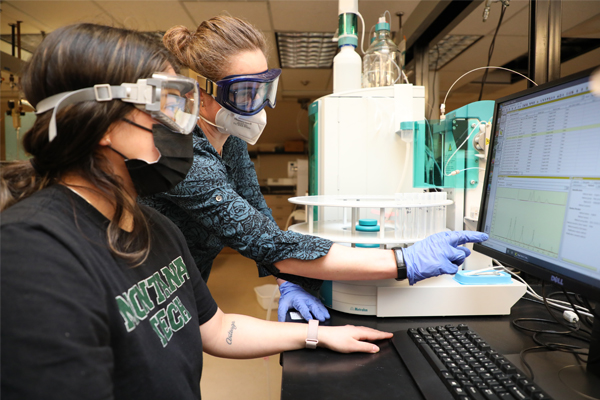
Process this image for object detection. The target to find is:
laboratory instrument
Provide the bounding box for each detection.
[291,1,526,318]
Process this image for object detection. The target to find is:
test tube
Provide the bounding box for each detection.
[435,192,447,233]
[441,192,447,232]
[404,193,415,240]
[417,193,426,239]
[422,193,430,237]
[427,193,435,237]
[395,193,404,239]
[432,193,441,233]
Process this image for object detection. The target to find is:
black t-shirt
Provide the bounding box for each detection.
[1,185,218,400]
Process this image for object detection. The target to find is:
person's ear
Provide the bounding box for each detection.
[99,120,122,147]
[200,90,219,108]
[200,90,207,108]
[99,133,111,147]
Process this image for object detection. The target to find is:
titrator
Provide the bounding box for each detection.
[290,93,525,317]
[286,0,526,317]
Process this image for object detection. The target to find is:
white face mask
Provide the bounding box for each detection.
[201,108,267,145]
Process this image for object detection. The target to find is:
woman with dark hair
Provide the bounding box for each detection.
[0,23,393,400]
[141,15,489,322]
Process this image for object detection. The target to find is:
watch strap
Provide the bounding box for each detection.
[393,248,407,281]
[305,319,319,349]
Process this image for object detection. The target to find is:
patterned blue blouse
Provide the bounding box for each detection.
[140,126,332,290]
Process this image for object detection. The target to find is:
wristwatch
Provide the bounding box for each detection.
[393,248,407,281]
[305,319,319,349]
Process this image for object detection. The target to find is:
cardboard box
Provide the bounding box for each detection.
[284,140,305,153]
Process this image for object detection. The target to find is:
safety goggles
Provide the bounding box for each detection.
[195,69,281,116]
[36,73,200,142]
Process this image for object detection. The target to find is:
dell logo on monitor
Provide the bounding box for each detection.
[551,275,564,286]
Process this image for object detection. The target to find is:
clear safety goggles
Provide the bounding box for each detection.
[195,69,281,116]
[36,73,200,142]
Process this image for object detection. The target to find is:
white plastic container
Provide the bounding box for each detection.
[333,40,362,93]
[254,284,280,310]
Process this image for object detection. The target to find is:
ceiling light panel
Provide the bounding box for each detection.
[429,34,482,70]
[277,32,337,69]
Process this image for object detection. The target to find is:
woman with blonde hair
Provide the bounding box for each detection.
[0,23,394,400]
[141,16,488,322]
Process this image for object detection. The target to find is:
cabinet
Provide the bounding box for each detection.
[263,194,295,229]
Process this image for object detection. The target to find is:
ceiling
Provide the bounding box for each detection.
[2,0,600,147]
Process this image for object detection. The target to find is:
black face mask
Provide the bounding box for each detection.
[111,121,193,197]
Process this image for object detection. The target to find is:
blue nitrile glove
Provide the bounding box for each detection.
[278,281,330,322]
[403,231,489,285]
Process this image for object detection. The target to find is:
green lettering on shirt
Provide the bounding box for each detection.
[172,256,190,283]
[115,293,140,332]
[145,272,172,304]
[128,284,154,320]
[149,310,169,347]
[116,256,193,340]
[161,263,183,290]
[173,296,192,325]
[136,281,156,314]
[167,299,185,332]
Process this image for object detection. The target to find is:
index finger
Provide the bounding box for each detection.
[447,231,489,247]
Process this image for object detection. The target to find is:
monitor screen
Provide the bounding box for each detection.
[474,67,600,302]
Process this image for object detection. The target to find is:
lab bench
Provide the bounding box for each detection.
[280,293,597,400]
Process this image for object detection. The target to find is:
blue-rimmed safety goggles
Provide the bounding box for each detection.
[195,69,281,116]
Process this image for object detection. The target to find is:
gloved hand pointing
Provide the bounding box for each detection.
[403,231,489,285]
[278,281,330,322]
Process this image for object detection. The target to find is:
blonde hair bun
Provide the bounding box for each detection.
[163,25,195,61]
[163,16,267,82]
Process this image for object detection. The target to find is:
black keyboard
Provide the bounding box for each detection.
[392,324,553,400]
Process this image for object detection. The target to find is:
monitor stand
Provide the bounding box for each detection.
[558,311,600,399]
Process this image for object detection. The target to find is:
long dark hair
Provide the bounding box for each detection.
[0,23,179,266]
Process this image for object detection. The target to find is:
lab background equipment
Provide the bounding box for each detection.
[291,92,526,317]
[4,111,35,161]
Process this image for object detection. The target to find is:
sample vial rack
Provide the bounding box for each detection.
[288,194,453,246]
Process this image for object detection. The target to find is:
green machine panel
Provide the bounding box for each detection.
[412,101,494,189]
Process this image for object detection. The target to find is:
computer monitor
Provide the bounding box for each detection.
[474,67,600,380]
